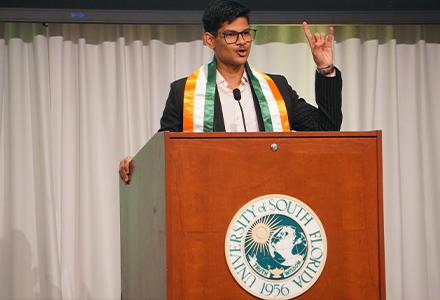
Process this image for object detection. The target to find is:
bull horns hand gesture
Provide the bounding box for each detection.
[303,22,334,70]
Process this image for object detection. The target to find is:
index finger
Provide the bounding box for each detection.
[302,22,313,44]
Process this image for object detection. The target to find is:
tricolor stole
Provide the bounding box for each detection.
[183,56,290,132]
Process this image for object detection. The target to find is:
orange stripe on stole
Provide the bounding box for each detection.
[253,69,290,132]
[183,68,201,132]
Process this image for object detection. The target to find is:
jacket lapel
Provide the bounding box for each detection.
[213,87,226,132]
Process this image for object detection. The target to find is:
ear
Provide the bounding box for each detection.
[204,32,215,50]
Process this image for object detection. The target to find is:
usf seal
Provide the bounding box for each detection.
[225,195,327,299]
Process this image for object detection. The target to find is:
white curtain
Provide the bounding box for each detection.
[0,22,439,300]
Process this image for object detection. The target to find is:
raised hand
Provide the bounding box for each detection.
[303,22,334,69]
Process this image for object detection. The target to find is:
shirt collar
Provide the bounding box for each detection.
[216,70,249,89]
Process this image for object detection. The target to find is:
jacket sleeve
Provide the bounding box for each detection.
[281,68,343,131]
[158,78,186,132]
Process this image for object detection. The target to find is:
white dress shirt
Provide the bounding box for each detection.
[216,71,259,132]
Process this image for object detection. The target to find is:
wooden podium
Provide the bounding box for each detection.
[120,131,385,300]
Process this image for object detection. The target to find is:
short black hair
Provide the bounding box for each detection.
[202,0,251,33]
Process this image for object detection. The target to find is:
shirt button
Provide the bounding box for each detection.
[236,116,240,121]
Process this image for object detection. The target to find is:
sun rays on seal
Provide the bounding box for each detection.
[245,214,282,256]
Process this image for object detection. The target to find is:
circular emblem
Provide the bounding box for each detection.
[225,195,327,299]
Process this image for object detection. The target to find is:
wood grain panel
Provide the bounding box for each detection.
[162,132,384,300]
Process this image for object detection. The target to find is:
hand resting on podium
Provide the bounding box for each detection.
[119,156,133,185]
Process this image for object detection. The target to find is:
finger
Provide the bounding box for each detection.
[327,27,334,42]
[126,156,133,168]
[128,159,134,175]
[125,156,133,184]
[317,32,326,46]
[119,160,126,180]
[123,156,133,171]
[121,159,128,175]
[312,32,326,48]
[313,32,321,43]
[127,160,134,185]
[302,22,314,45]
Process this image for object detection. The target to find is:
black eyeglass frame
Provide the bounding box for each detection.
[209,29,257,44]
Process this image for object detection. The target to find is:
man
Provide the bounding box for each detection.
[119,0,342,184]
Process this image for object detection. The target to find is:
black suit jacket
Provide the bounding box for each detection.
[159,68,343,132]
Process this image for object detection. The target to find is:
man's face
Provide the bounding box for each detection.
[207,17,252,70]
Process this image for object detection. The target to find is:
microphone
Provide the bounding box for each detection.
[233,88,241,101]
[233,88,247,132]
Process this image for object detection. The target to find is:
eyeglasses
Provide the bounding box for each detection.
[210,29,257,44]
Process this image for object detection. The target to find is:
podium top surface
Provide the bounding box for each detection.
[160,130,381,140]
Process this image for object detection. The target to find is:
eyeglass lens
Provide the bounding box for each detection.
[224,30,256,43]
